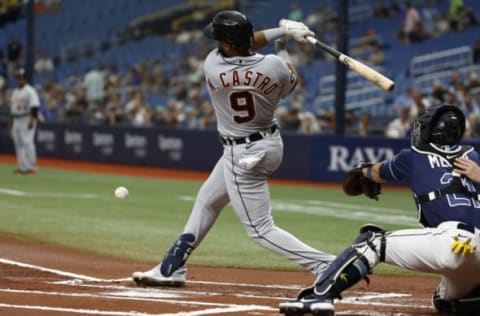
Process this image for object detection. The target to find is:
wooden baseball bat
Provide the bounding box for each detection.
[305,36,394,91]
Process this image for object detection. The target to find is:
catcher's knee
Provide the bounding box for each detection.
[353,227,387,266]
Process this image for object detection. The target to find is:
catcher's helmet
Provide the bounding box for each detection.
[203,10,253,49]
[411,104,465,147]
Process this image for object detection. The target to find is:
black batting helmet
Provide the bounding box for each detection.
[203,10,253,50]
[411,104,465,147]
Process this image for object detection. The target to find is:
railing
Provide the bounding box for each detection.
[409,46,473,77]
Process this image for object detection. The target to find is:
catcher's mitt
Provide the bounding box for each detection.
[343,163,382,200]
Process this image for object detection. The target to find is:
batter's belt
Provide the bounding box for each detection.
[11,113,30,118]
[220,124,278,145]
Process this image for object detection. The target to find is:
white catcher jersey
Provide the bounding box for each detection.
[10,84,40,116]
[204,48,296,137]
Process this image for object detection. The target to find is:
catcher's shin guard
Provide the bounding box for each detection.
[313,231,384,299]
[160,233,195,277]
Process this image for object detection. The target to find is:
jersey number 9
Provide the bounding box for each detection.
[230,91,255,124]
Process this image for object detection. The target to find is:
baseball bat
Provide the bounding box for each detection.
[305,36,394,91]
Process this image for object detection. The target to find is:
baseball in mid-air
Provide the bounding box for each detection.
[114,186,129,199]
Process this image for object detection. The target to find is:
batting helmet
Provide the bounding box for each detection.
[411,104,465,147]
[203,10,253,50]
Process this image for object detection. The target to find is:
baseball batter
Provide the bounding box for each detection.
[9,68,40,175]
[280,104,480,315]
[132,10,335,287]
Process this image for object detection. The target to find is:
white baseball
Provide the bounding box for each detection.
[114,186,129,199]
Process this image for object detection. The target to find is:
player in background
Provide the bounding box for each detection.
[132,10,335,287]
[280,104,480,316]
[8,68,40,175]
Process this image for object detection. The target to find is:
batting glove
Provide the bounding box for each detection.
[451,236,477,256]
[279,19,314,43]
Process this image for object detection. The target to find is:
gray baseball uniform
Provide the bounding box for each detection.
[180,48,334,275]
[10,83,40,172]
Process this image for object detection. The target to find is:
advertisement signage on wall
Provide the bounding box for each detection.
[0,121,417,182]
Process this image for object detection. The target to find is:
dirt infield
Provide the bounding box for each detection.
[0,236,440,316]
[0,155,436,315]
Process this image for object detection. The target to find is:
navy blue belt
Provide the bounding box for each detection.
[220,124,278,145]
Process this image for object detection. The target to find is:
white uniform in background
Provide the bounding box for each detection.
[10,82,40,173]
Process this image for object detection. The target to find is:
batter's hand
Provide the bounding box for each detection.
[454,157,480,183]
[451,236,477,256]
[279,19,314,43]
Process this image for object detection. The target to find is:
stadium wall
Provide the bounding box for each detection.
[0,121,414,182]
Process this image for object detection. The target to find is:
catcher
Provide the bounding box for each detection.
[280,103,480,316]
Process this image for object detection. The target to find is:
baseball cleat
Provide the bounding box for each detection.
[279,288,335,316]
[132,263,186,287]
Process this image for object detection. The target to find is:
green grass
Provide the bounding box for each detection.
[0,163,428,276]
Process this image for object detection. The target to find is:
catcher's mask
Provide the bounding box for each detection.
[203,10,253,51]
[411,104,465,147]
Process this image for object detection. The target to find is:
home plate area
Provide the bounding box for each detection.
[0,237,439,315]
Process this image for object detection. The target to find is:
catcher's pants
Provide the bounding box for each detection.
[363,221,480,300]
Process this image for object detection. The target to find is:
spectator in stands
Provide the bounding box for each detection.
[163,99,183,128]
[462,6,478,27]
[364,41,385,66]
[179,105,199,129]
[316,108,335,133]
[449,69,467,102]
[169,79,188,102]
[448,0,464,31]
[287,2,303,21]
[467,72,480,90]
[106,92,127,126]
[357,112,372,137]
[298,111,321,134]
[197,102,215,130]
[410,89,427,118]
[460,91,479,137]
[384,107,412,138]
[421,0,438,36]
[6,35,22,76]
[39,97,63,122]
[443,87,461,108]
[433,11,450,36]
[304,7,323,33]
[83,67,105,110]
[89,103,110,126]
[64,85,88,123]
[34,49,54,74]
[431,80,446,104]
[398,1,425,43]
[0,0,21,26]
[151,106,167,127]
[128,90,151,127]
[389,0,401,17]
[393,87,415,114]
[374,0,390,18]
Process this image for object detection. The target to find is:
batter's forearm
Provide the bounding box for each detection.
[252,27,287,51]
[362,163,387,183]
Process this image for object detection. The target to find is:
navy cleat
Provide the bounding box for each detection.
[279,287,334,316]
